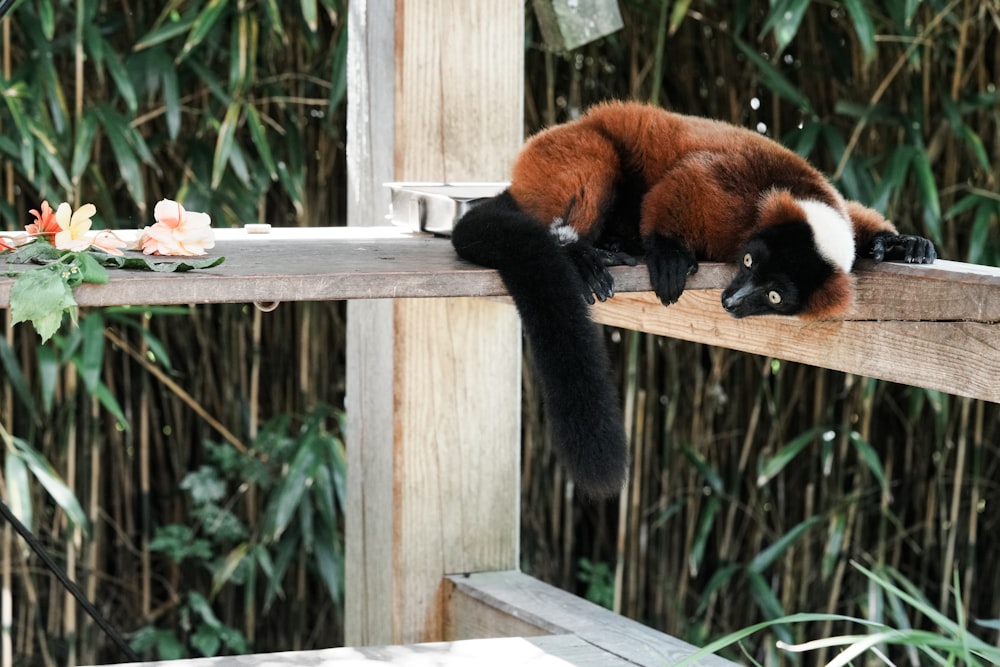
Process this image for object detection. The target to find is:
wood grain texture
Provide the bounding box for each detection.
[344,0,525,648]
[445,571,739,666]
[95,635,638,667]
[592,290,1000,403]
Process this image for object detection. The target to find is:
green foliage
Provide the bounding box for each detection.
[676,563,1000,666]
[136,405,346,660]
[0,0,347,229]
[577,558,615,609]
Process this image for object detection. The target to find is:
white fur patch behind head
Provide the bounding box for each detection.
[796,199,855,273]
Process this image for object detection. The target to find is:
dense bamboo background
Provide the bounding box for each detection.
[0,1,998,665]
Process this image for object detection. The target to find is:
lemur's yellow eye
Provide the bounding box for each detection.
[743,253,753,268]
[768,290,782,304]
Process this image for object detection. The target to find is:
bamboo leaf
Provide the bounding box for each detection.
[911,149,942,244]
[757,426,826,487]
[688,495,719,577]
[748,515,820,574]
[843,0,876,64]
[668,0,692,35]
[134,13,196,51]
[300,0,318,33]
[4,449,33,530]
[92,381,129,428]
[212,102,241,189]
[0,336,39,422]
[822,512,846,577]
[93,105,146,206]
[77,311,105,393]
[12,437,89,534]
[177,0,230,64]
[761,0,811,54]
[732,35,812,112]
[848,431,887,488]
[71,110,99,184]
[245,105,277,180]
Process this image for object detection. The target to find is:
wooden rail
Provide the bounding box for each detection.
[5,227,996,404]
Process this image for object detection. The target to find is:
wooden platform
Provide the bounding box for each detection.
[4,226,997,403]
[98,572,734,666]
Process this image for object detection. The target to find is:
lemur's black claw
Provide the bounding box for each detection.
[644,235,698,306]
[865,231,937,265]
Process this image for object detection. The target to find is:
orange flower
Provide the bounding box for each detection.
[27,201,60,240]
[0,235,17,252]
[139,199,215,256]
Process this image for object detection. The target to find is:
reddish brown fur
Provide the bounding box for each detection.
[510,101,885,262]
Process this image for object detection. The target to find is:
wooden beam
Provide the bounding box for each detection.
[97,635,646,666]
[344,0,524,647]
[444,571,738,666]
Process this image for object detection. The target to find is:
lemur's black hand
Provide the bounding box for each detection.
[565,240,616,303]
[865,231,937,264]
[644,235,698,306]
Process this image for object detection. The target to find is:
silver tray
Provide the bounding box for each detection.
[387,183,507,236]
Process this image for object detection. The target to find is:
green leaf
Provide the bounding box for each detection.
[748,515,820,574]
[37,343,59,415]
[911,149,942,244]
[98,253,225,272]
[177,0,230,64]
[843,0,876,64]
[668,0,693,35]
[761,0,811,55]
[212,543,250,597]
[92,381,129,428]
[71,111,99,184]
[688,495,719,577]
[245,105,278,180]
[0,336,39,422]
[74,252,110,284]
[190,624,222,658]
[212,103,242,189]
[313,525,344,604]
[77,312,105,392]
[181,466,227,506]
[757,426,827,487]
[732,35,812,112]
[9,265,77,342]
[267,442,319,540]
[5,449,33,530]
[12,437,89,534]
[823,512,846,577]
[301,0,318,33]
[848,431,887,488]
[93,105,146,206]
[134,14,196,51]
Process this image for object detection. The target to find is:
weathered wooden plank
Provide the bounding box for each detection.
[90,635,636,667]
[4,230,995,321]
[592,290,1000,403]
[445,571,738,666]
[344,0,524,648]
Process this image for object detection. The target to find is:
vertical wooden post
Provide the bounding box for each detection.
[345,0,524,647]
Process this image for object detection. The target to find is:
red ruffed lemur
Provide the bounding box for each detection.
[451,101,936,498]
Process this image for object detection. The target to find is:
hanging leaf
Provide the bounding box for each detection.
[4,449,34,531]
[843,0,876,64]
[211,103,241,189]
[11,437,89,534]
[757,426,826,487]
[9,264,77,342]
[748,515,820,574]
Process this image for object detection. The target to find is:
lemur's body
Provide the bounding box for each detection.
[452,101,936,497]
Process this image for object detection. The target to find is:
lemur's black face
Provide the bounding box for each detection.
[721,222,835,318]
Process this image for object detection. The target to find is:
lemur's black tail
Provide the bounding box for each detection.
[452,191,628,498]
